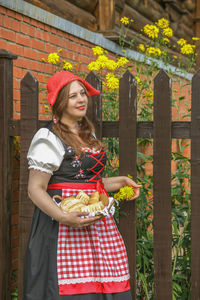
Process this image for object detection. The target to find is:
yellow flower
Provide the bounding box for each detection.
[162,37,169,43]
[146,47,161,57]
[127,174,133,179]
[135,76,141,85]
[143,24,159,39]
[122,49,126,53]
[120,17,129,25]
[138,44,145,52]
[47,52,60,64]
[92,46,104,56]
[96,55,109,68]
[145,90,153,101]
[41,58,46,62]
[106,73,119,91]
[192,37,200,41]
[173,55,178,59]
[156,18,169,29]
[180,44,195,55]
[177,38,187,46]
[163,27,173,37]
[106,59,118,71]
[58,48,63,53]
[114,186,135,202]
[63,61,73,70]
[88,61,101,71]
[116,57,129,67]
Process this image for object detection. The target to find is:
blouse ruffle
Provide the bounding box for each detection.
[27,128,65,174]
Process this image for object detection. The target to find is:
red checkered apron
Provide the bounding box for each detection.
[48,182,131,295]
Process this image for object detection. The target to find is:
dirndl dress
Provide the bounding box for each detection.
[24,122,132,300]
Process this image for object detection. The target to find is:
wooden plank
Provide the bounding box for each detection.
[99,0,115,31]
[18,72,38,299]
[191,69,200,300]
[153,70,172,300]
[0,49,17,300]
[86,71,102,139]
[24,0,97,31]
[9,119,191,139]
[102,121,191,138]
[119,70,137,299]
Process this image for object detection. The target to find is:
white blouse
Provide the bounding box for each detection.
[27,128,65,174]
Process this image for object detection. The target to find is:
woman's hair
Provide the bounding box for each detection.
[52,81,103,155]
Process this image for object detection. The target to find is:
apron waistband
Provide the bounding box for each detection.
[48,181,108,195]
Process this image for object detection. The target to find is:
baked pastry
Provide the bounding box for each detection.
[99,194,109,206]
[81,201,105,213]
[88,192,100,204]
[61,197,86,212]
[76,191,90,204]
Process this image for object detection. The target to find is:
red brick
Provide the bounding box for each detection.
[13,191,19,202]
[12,247,18,259]
[13,169,20,180]
[0,27,15,42]
[49,34,61,46]
[12,203,19,214]
[16,33,31,47]
[11,225,19,236]
[11,214,19,226]
[5,9,16,19]
[31,18,45,29]
[13,90,20,104]
[4,16,20,31]
[7,42,23,57]
[45,43,57,53]
[13,66,23,79]
[35,29,48,41]
[13,180,19,191]
[32,39,45,51]
[0,39,7,50]
[23,16,31,23]
[0,14,3,26]
[11,255,19,267]
[15,101,20,113]
[24,47,39,60]
[13,113,20,120]
[20,22,29,35]
[14,12,23,21]
[15,56,32,69]
[0,6,7,14]
[31,60,44,72]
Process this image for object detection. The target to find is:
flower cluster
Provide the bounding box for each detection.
[105,73,119,91]
[143,24,159,39]
[114,186,135,202]
[47,52,59,64]
[120,17,130,25]
[88,46,129,90]
[146,47,162,57]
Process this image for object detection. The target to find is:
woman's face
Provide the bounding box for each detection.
[62,81,88,122]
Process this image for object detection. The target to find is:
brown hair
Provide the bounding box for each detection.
[52,81,103,155]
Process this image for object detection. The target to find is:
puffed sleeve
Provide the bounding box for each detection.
[27,128,65,174]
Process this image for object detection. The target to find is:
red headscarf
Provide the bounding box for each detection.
[47,70,100,107]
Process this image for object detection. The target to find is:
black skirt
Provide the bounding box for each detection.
[23,190,132,300]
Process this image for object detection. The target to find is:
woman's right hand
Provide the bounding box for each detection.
[59,211,102,228]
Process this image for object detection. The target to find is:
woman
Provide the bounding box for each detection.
[24,70,141,300]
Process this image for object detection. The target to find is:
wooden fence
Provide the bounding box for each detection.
[1,49,200,300]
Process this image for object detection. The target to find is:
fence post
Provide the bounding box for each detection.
[0,49,17,300]
[191,70,200,300]
[86,71,102,139]
[119,70,137,299]
[18,72,38,299]
[153,70,172,300]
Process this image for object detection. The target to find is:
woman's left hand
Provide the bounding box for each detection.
[122,177,142,200]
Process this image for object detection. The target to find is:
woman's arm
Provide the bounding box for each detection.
[28,169,101,228]
[102,176,141,200]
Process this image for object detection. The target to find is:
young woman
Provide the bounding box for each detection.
[24,70,141,300]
